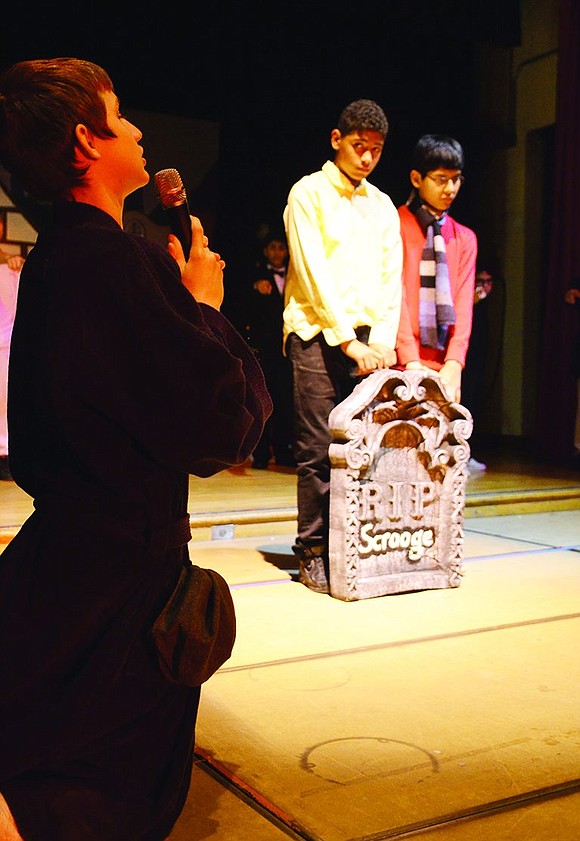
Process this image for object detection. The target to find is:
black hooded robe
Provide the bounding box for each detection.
[0,202,271,840]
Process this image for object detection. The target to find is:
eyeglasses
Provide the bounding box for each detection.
[425,173,465,188]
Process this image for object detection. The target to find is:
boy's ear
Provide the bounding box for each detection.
[410,169,423,190]
[74,123,101,161]
[330,128,342,151]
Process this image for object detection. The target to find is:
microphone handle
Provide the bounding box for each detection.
[165,203,192,261]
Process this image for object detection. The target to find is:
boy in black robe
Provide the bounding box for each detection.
[0,58,270,840]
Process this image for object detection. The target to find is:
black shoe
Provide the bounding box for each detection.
[275,454,296,467]
[294,543,330,593]
[298,557,329,593]
[0,455,12,481]
[274,445,296,467]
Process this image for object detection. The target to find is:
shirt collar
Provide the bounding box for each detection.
[406,189,448,224]
[322,160,369,198]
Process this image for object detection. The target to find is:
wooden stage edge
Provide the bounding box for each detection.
[183,485,580,541]
[2,483,579,547]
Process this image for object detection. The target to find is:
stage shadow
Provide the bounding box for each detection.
[257,544,298,581]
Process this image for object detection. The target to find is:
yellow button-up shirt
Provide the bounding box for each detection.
[283,160,402,349]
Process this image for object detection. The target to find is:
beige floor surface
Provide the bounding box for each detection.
[2,459,579,543]
[2,476,579,839]
[168,511,580,840]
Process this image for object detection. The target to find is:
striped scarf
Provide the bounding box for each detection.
[409,194,456,350]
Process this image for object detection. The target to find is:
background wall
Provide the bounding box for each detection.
[471,0,559,442]
[1,0,571,451]
[0,181,38,257]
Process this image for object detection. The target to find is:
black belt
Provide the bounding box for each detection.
[147,515,192,553]
[33,496,192,554]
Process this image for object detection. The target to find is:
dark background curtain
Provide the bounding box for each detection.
[534,0,580,462]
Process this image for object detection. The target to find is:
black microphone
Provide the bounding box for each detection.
[154,168,192,260]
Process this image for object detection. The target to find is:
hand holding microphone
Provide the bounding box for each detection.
[155,168,225,309]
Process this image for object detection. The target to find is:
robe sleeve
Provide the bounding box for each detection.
[54,231,271,477]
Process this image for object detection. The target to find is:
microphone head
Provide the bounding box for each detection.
[154,168,187,209]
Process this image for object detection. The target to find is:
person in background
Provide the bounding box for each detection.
[0,216,25,481]
[564,285,580,467]
[0,219,25,272]
[283,99,402,594]
[0,57,270,840]
[395,134,477,410]
[246,229,295,468]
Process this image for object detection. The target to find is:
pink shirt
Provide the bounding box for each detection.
[395,204,477,369]
[0,264,20,347]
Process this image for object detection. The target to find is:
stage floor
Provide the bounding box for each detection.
[167,507,580,841]
[2,449,579,545]
[1,455,580,839]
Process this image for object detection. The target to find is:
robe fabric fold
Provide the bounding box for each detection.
[0,201,271,840]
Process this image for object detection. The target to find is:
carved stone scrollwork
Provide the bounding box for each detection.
[343,418,373,471]
[328,369,472,601]
[344,472,361,597]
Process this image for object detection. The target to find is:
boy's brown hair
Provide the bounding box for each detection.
[0,58,115,201]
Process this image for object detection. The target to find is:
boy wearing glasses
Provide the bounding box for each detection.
[396,134,477,403]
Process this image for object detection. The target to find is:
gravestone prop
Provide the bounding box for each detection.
[328,369,472,601]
